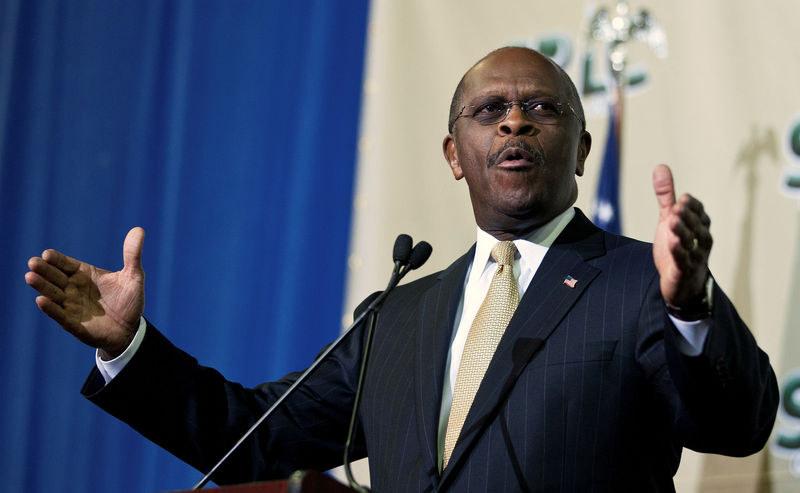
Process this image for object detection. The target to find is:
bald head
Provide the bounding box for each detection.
[447,46,585,134]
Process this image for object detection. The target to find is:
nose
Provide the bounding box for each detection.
[499,103,536,136]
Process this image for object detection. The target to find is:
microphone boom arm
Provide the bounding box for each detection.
[192,240,429,490]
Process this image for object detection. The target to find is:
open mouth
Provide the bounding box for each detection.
[494,146,542,169]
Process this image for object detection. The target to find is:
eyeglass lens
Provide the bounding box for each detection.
[465,98,564,125]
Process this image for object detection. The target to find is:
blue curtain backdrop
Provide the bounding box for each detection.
[0,1,369,492]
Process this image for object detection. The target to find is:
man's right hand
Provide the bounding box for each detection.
[25,227,146,360]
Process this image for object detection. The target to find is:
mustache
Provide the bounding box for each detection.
[487,139,545,168]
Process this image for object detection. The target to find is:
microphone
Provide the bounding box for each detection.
[407,241,432,270]
[393,233,413,265]
[385,234,413,289]
[191,234,432,490]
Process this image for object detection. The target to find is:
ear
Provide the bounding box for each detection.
[443,134,464,180]
[575,130,591,177]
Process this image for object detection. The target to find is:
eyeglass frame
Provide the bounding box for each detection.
[451,96,584,131]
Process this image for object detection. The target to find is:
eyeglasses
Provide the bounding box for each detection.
[453,97,580,127]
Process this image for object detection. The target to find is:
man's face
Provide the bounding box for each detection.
[443,48,591,237]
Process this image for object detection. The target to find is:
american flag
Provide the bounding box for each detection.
[592,102,621,234]
[563,275,578,288]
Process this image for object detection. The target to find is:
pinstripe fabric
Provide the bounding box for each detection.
[443,241,519,469]
[83,209,777,492]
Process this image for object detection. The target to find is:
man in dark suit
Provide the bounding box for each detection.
[26,47,778,491]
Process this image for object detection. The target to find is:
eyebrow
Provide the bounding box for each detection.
[466,91,561,104]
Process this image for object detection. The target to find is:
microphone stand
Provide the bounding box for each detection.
[342,309,377,493]
[341,244,432,492]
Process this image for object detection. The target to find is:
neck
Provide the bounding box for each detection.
[482,228,534,241]
[478,213,561,241]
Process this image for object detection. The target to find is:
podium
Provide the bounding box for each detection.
[167,470,357,493]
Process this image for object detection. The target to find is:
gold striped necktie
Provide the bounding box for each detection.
[443,240,519,469]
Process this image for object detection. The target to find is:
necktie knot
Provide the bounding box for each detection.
[491,241,517,269]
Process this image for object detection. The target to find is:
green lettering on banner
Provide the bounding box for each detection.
[514,34,651,104]
[515,34,572,70]
[791,121,800,159]
[627,69,646,87]
[783,118,800,197]
[782,374,800,420]
[582,52,606,97]
[773,117,800,477]
[778,432,800,450]
[536,36,571,66]
[773,368,800,474]
[581,51,648,99]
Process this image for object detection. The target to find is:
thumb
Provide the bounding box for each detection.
[652,164,676,214]
[122,227,145,274]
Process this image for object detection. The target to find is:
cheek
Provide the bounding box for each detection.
[458,131,497,169]
[541,131,578,162]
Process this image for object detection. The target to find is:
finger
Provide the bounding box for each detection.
[122,227,145,274]
[664,214,708,265]
[668,224,710,268]
[666,234,693,270]
[36,297,98,347]
[41,249,82,276]
[35,295,72,329]
[695,228,713,251]
[677,195,711,228]
[672,213,710,249]
[674,195,713,251]
[25,271,67,305]
[671,224,711,264]
[669,217,697,251]
[682,194,708,220]
[685,219,712,252]
[688,244,711,264]
[652,164,676,213]
[666,236,706,274]
[681,210,712,239]
[27,256,70,289]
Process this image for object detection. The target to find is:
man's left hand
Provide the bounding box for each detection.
[652,164,712,308]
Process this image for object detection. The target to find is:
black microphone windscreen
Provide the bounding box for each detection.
[393,234,413,264]
[408,241,432,269]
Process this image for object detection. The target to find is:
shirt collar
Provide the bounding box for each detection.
[470,207,575,280]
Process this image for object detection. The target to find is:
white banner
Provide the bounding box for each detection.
[343,1,800,490]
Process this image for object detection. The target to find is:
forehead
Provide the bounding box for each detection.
[462,49,565,100]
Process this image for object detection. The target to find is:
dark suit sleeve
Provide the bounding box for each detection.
[638,275,779,457]
[81,318,367,485]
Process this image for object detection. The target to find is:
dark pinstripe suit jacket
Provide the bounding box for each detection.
[83,210,778,492]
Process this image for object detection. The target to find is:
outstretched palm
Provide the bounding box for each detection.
[26,227,146,359]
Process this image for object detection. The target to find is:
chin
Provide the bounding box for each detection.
[497,194,548,217]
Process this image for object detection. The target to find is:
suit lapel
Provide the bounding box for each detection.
[413,247,473,485]
[440,210,607,485]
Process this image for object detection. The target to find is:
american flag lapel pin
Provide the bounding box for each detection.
[563,275,578,288]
